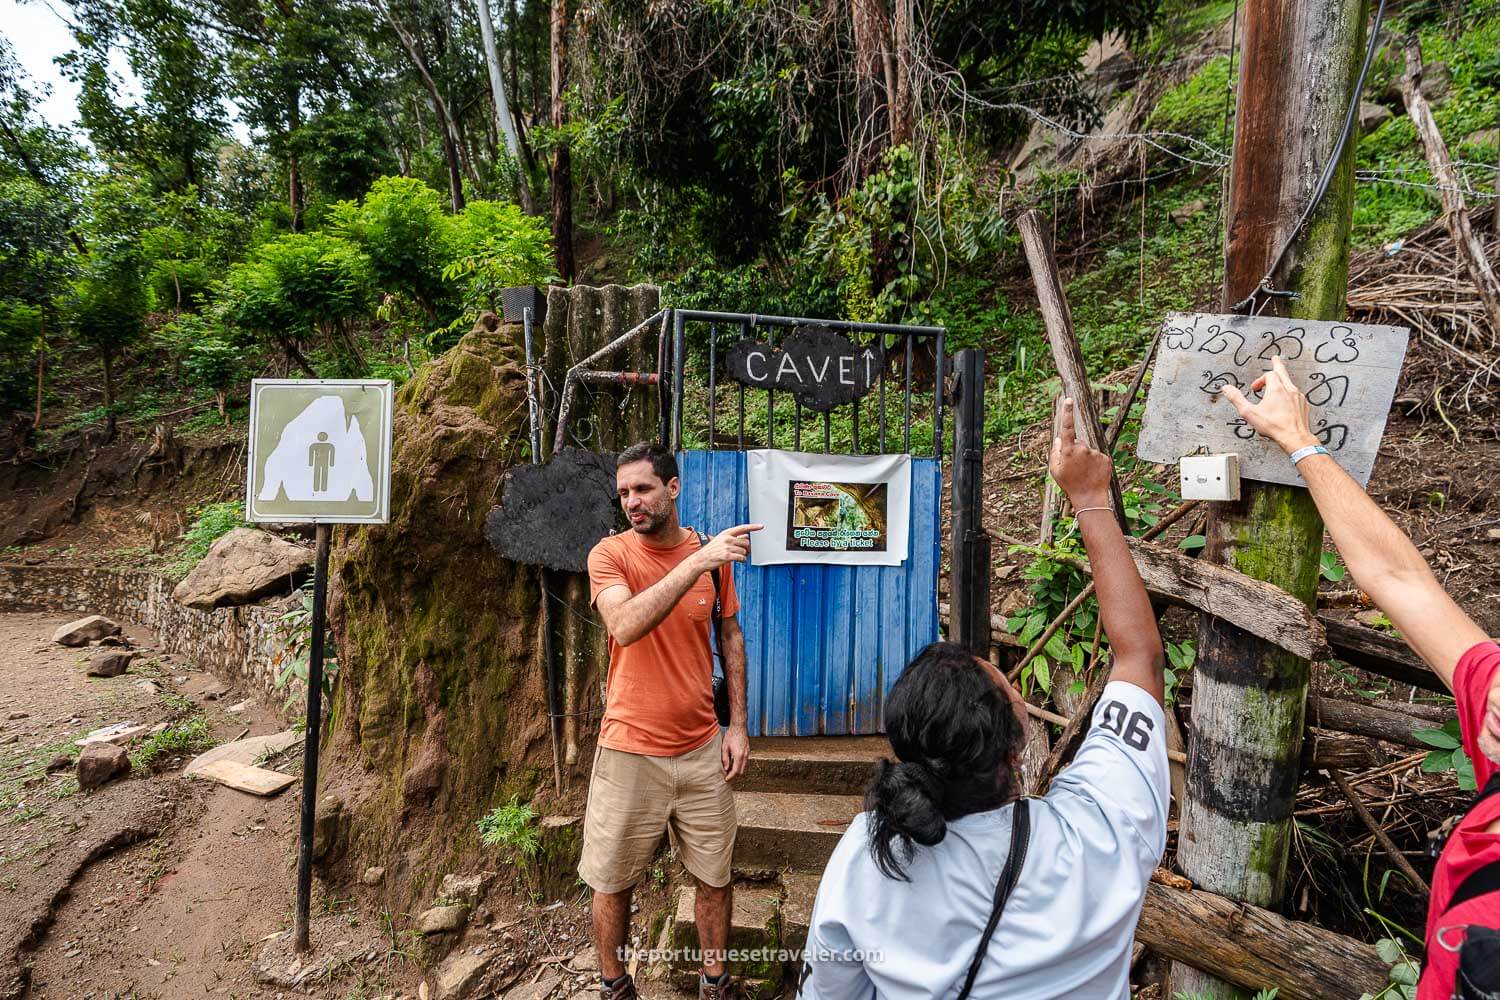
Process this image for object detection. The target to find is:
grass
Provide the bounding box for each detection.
[129,716,214,771]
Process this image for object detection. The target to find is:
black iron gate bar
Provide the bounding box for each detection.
[668,309,947,459]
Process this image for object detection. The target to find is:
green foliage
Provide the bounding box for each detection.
[168,501,246,579]
[1319,552,1348,583]
[1357,938,1420,1000]
[274,588,340,716]
[222,231,374,369]
[439,198,555,337]
[1148,55,1234,147]
[1414,719,1477,791]
[130,716,213,771]
[476,795,540,859]
[331,176,451,314]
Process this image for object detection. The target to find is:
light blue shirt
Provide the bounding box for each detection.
[801,682,1171,1000]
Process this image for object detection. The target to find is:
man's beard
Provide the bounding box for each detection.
[628,504,673,536]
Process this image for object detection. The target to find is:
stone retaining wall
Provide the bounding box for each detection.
[0,564,304,711]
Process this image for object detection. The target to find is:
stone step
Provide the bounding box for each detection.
[663,872,826,996]
[739,736,886,797]
[733,791,862,872]
[667,881,784,994]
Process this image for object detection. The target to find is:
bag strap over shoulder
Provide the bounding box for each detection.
[955,798,1032,1000]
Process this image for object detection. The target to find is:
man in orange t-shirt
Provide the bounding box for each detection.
[581,441,761,1000]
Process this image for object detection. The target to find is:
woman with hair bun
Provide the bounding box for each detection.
[801,398,1171,1000]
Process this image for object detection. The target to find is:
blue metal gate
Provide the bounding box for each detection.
[668,311,948,736]
[677,451,941,736]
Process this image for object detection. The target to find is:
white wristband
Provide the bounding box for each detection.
[1073,506,1114,517]
[1288,444,1330,466]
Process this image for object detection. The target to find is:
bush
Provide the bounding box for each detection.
[477,795,540,860]
[169,501,247,579]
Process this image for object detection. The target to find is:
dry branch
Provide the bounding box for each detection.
[1307,694,1452,749]
[1398,39,1500,337]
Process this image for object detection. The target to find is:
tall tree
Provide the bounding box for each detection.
[474,0,533,211]
[371,0,467,211]
[549,0,572,281]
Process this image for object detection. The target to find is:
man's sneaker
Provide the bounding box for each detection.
[699,970,733,1000]
[600,973,638,1000]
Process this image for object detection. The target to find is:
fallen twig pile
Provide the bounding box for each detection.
[1348,204,1500,421]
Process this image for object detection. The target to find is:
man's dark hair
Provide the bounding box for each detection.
[866,641,1024,880]
[616,442,678,485]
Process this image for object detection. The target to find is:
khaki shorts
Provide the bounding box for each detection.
[578,730,737,892]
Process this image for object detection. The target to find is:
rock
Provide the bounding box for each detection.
[1420,62,1452,103]
[45,754,72,772]
[1359,100,1392,132]
[86,650,135,678]
[1485,528,1500,542]
[95,635,127,647]
[506,973,561,1000]
[312,793,345,862]
[227,698,254,713]
[53,616,121,647]
[77,743,130,790]
[417,905,470,935]
[6,711,25,720]
[77,722,148,746]
[171,528,314,610]
[252,931,341,988]
[570,947,599,972]
[432,951,493,999]
[438,871,496,905]
[362,866,386,886]
[1467,128,1500,149]
[136,680,161,696]
[998,590,1030,617]
[1169,199,1206,224]
[0,733,15,745]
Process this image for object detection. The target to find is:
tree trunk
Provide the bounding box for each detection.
[475,0,534,212]
[288,86,304,232]
[374,0,467,212]
[281,337,318,378]
[34,306,45,429]
[550,0,574,282]
[101,347,116,442]
[849,0,892,181]
[1173,0,1366,994]
[216,389,228,424]
[889,0,914,148]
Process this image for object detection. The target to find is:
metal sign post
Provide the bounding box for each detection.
[245,379,393,955]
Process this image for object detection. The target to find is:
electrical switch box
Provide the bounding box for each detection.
[1179,453,1241,501]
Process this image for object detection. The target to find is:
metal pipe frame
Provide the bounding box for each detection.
[552,309,668,455]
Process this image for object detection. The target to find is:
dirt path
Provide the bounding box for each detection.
[0,613,423,1000]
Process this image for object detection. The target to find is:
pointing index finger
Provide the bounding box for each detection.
[726,523,764,536]
[1057,397,1077,447]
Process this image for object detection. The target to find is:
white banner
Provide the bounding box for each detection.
[746,450,911,566]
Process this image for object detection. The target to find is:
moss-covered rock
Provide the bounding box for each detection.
[323,312,552,913]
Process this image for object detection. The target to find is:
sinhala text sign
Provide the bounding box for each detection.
[246,379,393,524]
[1136,313,1409,488]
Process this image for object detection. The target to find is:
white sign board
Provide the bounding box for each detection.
[1136,313,1409,488]
[246,379,393,524]
[746,450,910,566]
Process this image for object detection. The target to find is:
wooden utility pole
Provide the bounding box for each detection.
[1172,0,1367,995]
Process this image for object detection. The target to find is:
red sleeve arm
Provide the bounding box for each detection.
[1456,641,1500,787]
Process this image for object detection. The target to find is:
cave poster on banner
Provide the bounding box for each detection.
[746,450,911,567]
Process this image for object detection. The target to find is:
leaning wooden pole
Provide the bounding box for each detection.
[1171,0,1367,994]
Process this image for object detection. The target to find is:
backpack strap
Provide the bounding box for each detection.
[956,798,1031,1000]
[692,530,725,668]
